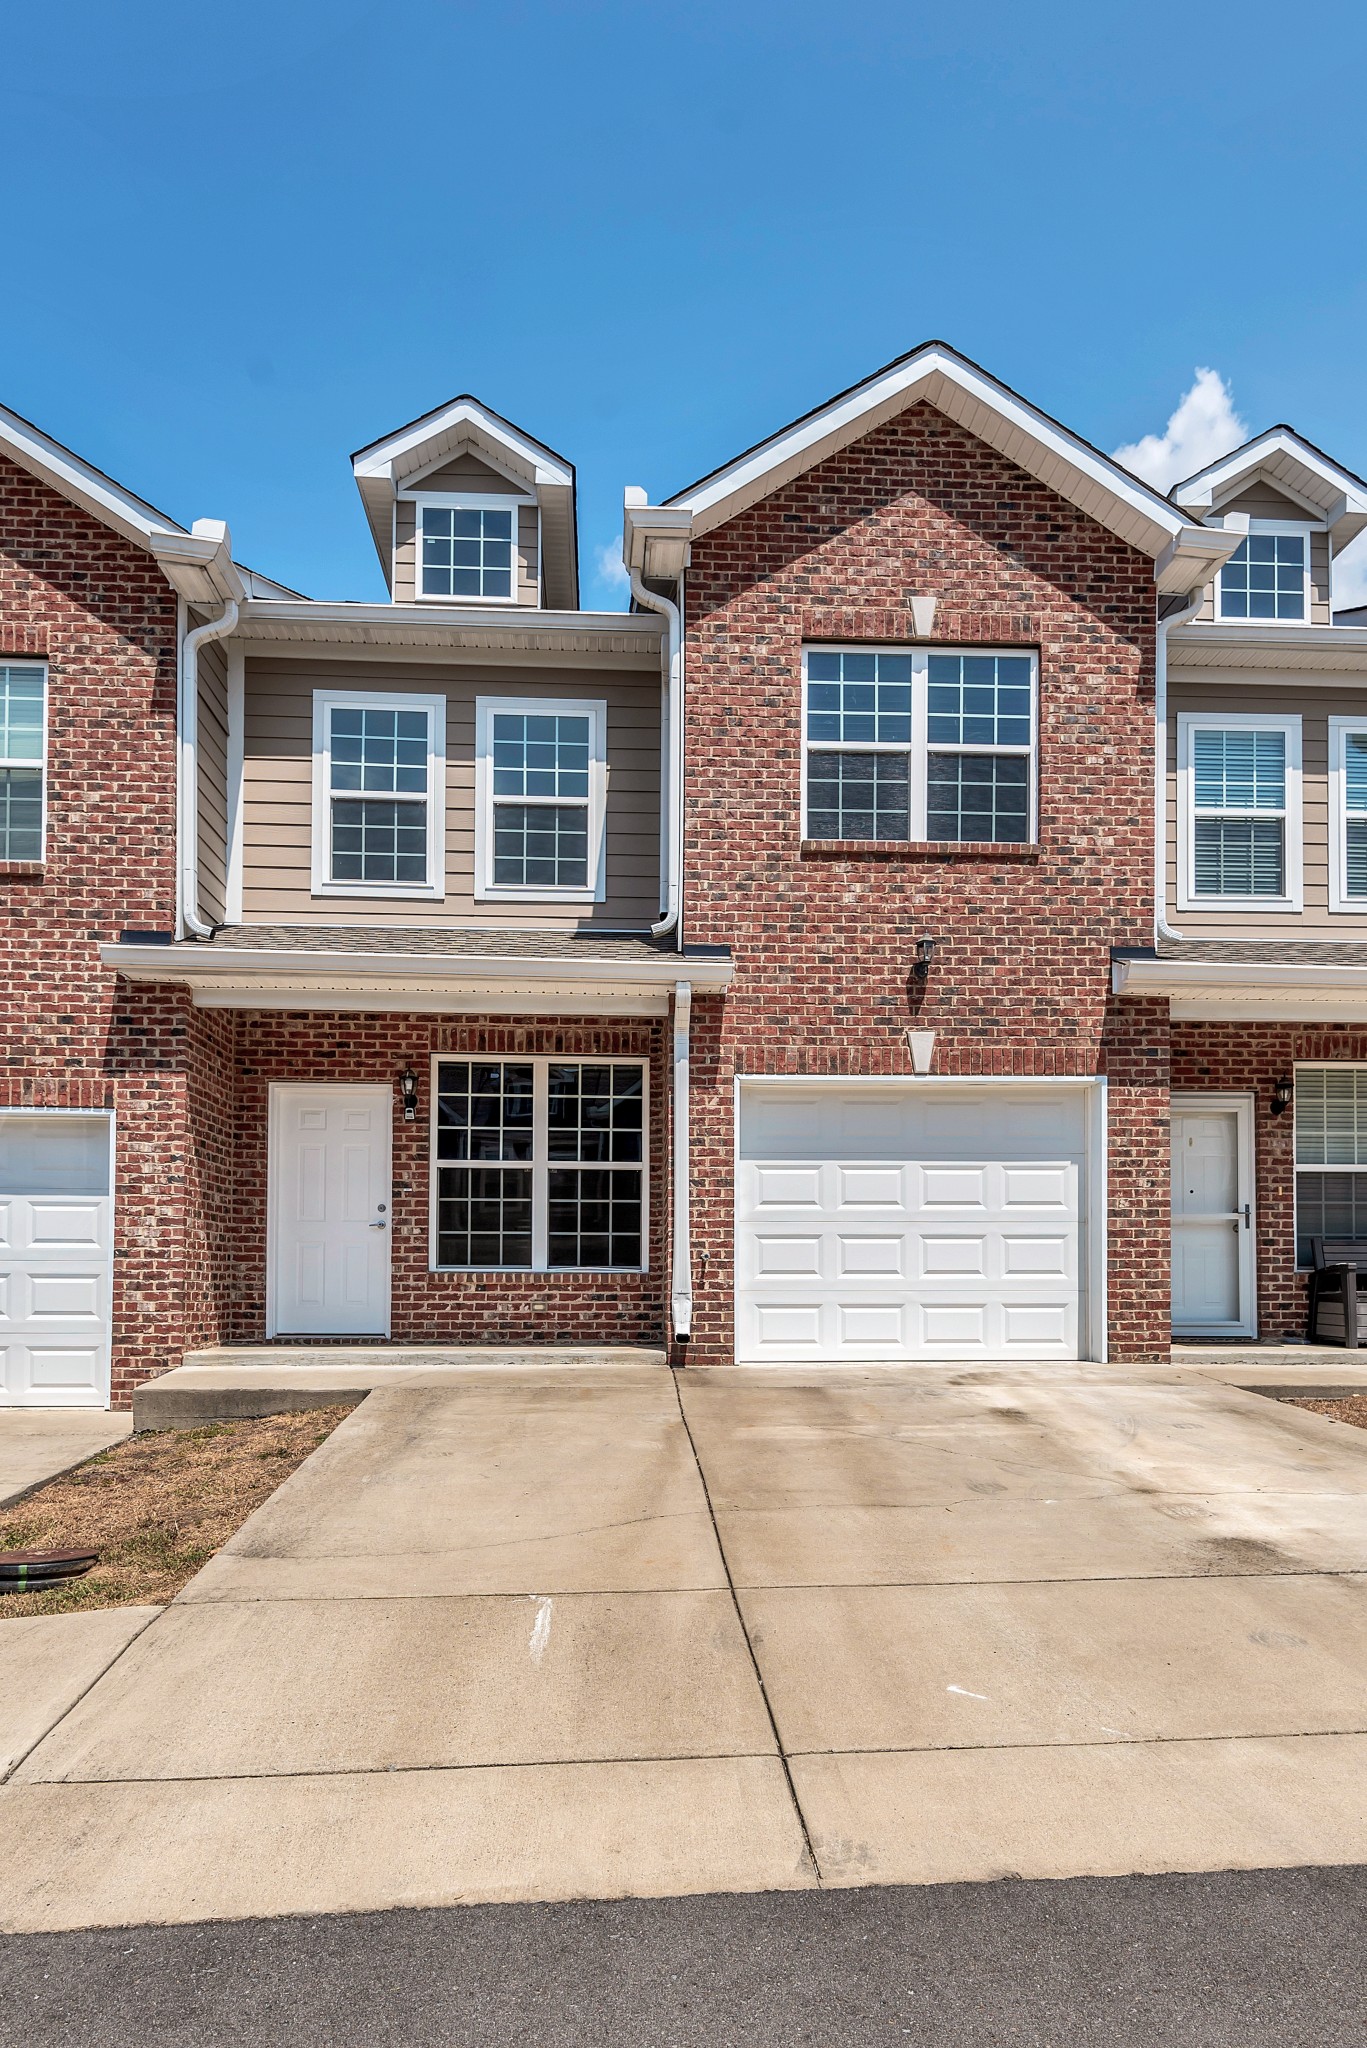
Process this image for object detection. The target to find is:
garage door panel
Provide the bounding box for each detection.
[27,1201,106,1254]
[753,1167,822,1207]
[838,1302,905,1348]
[1002,1233,1071,1277]
[920,1167,988,1208]
[837,1167,904,1207]
[918,1234,987,1277]
[753,1233,823,1278]
[837,1234,905,1277]
[0,1115,112,1406]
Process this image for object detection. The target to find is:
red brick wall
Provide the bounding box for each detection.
[0,453,199,1405]
[681,400,1168,1361]
[225,1012,668,1348]
[1171,1023,1367,1339]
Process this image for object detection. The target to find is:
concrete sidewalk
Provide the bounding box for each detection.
[7,1358,1367,1927]
[0,1410,131,1508]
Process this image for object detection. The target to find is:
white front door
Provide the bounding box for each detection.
[269,1085,392,1338]
[0,1113,113,1408]
[1171,1094,1255,1337]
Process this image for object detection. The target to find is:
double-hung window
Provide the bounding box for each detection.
[1216,525,1311,622]
[1295,1066,1367,1264]
[1330,718,1367,912]
[311,690,445,897]
[475,697,606,900]
[803,647,1035,844]
[432,1058,646,1271]
[0,664,45,862]
[417,497,527,603]
[1177,714,1301,910]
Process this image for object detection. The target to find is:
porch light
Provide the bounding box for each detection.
[1271,1074,1294,1117]
[400,1068,419,1122]
[911,937,937,981]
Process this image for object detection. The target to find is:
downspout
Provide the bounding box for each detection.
[178,598,239,938]
[629,564,683,944]
[671,980,693,1344]
[1155,590,1205,945]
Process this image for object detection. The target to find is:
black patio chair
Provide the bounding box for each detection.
[1306,1237,1367,1347]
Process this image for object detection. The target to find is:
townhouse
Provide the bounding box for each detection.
[1,344,1365,1406]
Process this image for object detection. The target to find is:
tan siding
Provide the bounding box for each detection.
[1216,484,1311,522]
[195,630,229,924]
[391,495,538,608]
[415,453,521,492]
[393,499,415,603]
[241,656,661,929]
[1166,678,1367,935]
[517,503,539,604]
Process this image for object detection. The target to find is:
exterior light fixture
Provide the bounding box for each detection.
[1271,1074,1294,1117]
[400,1068,419,1122]
[911,937,937,981]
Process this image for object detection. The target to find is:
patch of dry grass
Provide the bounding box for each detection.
[1287,1395,1367,1433]
[0,1407,349,1618]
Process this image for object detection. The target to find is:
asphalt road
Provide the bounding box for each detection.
[4,1866,1367,2048]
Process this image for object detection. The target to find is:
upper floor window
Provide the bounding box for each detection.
[1216,526,1309,622]
[418,498,520,602]
[803,647,1035,845]
[1177,713,1302,911]
[475,697,605,901]
[0,664,45,862]
[1330,718,1367,911]
[310,690,445,898]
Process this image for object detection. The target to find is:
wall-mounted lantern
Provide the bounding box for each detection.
[1271,1074,1294,1117]
[400,1068,419,1122]
[911,937,937,982]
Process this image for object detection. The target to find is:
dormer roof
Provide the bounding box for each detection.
[351,395,578,607]
[1172,428,1367,552]
[625,340,1234,596]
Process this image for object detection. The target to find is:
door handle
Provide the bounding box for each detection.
[369,1220,388,1230]
[1242,1204,1251,1230]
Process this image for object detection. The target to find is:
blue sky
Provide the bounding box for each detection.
[5,0,1367,607]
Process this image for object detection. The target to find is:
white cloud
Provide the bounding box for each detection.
[1113,368,1248,494]
[592,540,630,596]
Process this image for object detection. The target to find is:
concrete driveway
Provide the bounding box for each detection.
[5,1358,1367,1928]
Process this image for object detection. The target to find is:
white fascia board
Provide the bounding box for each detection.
[99,942,733,998]
[149,525,247,607]
[1173,430,1367,543]
[661,346,1188,560]
[1113,956,1367,997]
[1154,524,1243,596]
[233,598,658,652]
[1168,622,1367,672]
[353,400,574,490]
[0,400,186,551]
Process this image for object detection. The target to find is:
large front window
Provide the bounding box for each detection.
[1295,1066,1367,1264]
[476,697,605,899]
[432,1059,646,1270]
[419,501,518,601]
[804,647,1035,845]
[0,664,45,861]
[1217,530,1308,621]
[312,692,444,896]
[1179,715,1301,909]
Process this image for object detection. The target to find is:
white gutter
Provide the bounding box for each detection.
[178,596,240,937]
[1154,590,1206,946]
[1116,955,1367,996]
[672,981,693,1343]
[628,564,683,942]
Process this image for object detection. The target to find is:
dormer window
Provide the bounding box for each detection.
[418,498,519,602]
[1216,525,1309,622]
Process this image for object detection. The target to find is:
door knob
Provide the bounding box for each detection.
[369,1220,388,1230]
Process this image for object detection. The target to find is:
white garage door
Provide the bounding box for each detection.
[0,1114,113,1407]
[737,1083,1089,1363]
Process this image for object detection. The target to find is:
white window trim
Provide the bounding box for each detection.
[1292,1060,1367,1268]
[406,491,537,607]
[475,695,607,903]
[1329,716,1367,915]
[0,660,48,864]
[1176,711,1302,913]
[427,1053,649,1273]
[310,688,446,900]
[1214,518,1315,625]
[800,644,1038,844]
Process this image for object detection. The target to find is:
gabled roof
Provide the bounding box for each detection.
[1172,427,1367,550]
[351,394,578,607]
[624,341,1232,594]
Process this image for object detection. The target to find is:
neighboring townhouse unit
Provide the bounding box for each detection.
[3,344,1366,1406]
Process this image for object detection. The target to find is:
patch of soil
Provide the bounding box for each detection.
[1287,1395,1367,1434]
[0,1408,349,1618]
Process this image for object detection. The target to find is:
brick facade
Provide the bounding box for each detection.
[680,401,1171,1362]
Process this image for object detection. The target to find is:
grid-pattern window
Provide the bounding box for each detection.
[803,647,1035,846]
[1190,726,1287,898]
[420,503,516,600]
[324,701,436,887]
[1295,1067,1367,1264]
[1218,533,1307,621]
[433,1059,645,1270]
[1341,729,1367,900]
[479,700,602,896]
[0,665,45,861]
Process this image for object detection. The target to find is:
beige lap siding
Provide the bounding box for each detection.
[240,655,661,927]
[194,628,229,924]
[224,1012,667,1348]
[1166,679,1367,937]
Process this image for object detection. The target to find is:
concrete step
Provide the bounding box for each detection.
[1172,1343,1367,1399]
[136,1346,669,1432]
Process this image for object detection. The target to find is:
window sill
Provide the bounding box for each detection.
[0,861,45,880]
[800,839,1039,861]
